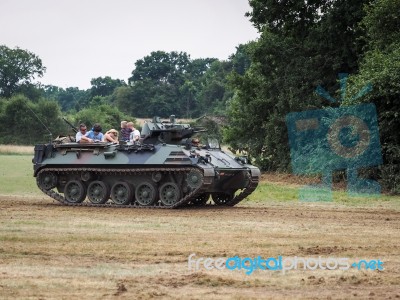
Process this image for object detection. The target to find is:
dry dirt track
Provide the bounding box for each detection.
[0,195,399,299]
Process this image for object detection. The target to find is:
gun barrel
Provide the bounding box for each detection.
[193,129,208,133]
[63,117,78,133]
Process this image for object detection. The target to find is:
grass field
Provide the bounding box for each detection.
[0,150,399,299]
[0,152,398,208]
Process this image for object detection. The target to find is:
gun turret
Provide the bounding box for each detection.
[63,117,78,134]
[141,115,206,145]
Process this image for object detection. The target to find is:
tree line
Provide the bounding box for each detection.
[0,46,245,144]
[225,0,400,193]
[0,0,399,193]
[0,44,246,142]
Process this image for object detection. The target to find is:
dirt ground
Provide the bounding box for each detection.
[0,195,399,299]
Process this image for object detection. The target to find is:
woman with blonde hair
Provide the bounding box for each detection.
[103,129,119,143]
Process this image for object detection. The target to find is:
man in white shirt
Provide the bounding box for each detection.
[128,122,141,143]
[75,124,93,143]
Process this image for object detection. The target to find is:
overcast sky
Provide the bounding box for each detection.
[1,0,259,90]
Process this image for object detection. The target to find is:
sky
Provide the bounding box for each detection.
[0,0,260,90]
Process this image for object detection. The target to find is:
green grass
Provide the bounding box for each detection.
[245,179,400,209]
[1,154,399,209]
[0,155,40,196]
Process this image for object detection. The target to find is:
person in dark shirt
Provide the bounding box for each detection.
[120,120,132,142]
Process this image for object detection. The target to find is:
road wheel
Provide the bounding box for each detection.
[64,180,86,203]
[135,181,157,206]
[38,171,57,190]
[87,181,110,204]
[160,182,181,207]
[110,182,132,205]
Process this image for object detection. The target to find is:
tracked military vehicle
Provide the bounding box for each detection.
[33,115,260,208]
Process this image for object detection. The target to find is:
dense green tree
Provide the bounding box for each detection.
[359,0,400,49]
[126,51,189,117]
[197,60,234,115]
[0,95,64,144]
[0,45,46,98]
[42,85,63,99]
[345,0,400,193]
[229,43,254,76]
[123,51,224,118]
[90,76,126,98]
[72,104,133,133]
[43,85,90,112]
[225,0,370,170]
[111,86,138,115]
[129,51,190,85]
[186,58,217,78]
[184,58,222,116]
[179,80,197,118]
[14,83,43,102]
[247,0,333,34]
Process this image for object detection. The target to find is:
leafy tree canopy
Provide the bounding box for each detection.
[0,45,46,98]
[90,76,126,98]
[246,0,334,34]
[71,104,134,134]
[129,51,190,84]
[42,85,90,112]
[225,0,371,170]
[0,95,64,144]
[118,51,230,118]
[345,0,400,193]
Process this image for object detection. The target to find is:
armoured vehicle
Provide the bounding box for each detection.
[33,115,260,208]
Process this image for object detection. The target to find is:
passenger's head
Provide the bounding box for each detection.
[107,129,118,137]
[92,123,102,133]
[79,123,87,133]
[127,122,134,129]
[120,121,127,128]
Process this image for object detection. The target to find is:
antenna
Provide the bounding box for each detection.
[27,105,53,143]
